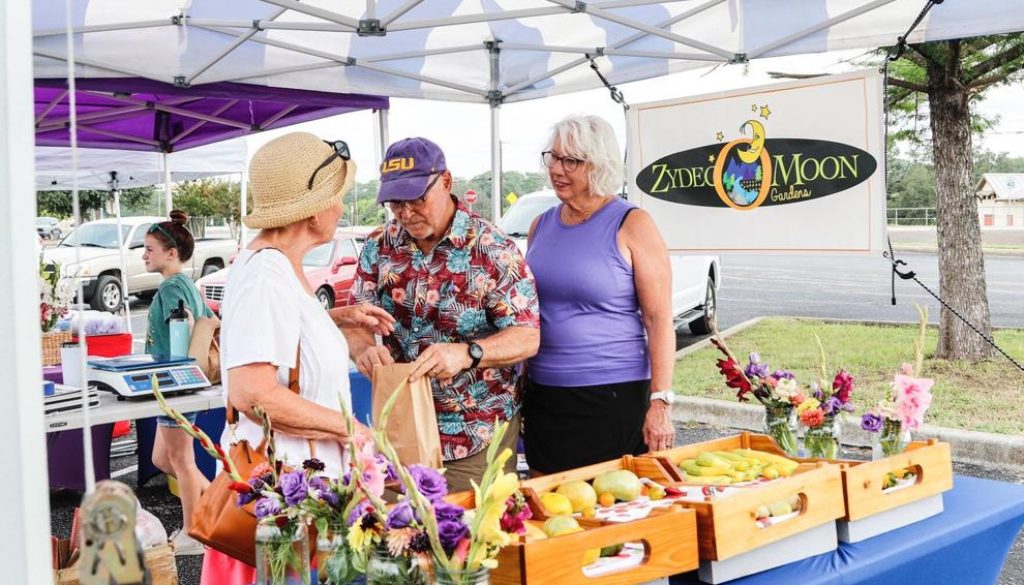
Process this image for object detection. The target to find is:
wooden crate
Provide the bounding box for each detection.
[53,544,178,585]
[453,456,700,584]
[644,433,846,561]
[747,434,954,522]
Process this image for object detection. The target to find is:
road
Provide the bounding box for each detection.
[674,251,1024,349]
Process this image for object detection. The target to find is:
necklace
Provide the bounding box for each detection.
[564,196,610,224]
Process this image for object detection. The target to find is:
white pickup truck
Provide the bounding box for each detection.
[498,190,721,335]
[43,216,238,312]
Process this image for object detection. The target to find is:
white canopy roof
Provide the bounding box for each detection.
[35,138,247,191]
[32,0,1024,104]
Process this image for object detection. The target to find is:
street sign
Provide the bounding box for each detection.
[464,189,478,204]
[505,191,518,205]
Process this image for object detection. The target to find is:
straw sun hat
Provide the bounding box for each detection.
[243,132,357,229]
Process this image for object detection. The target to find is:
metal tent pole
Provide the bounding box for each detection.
[488,42,502,221]
[111,180,133,336]
[163,152,172,214]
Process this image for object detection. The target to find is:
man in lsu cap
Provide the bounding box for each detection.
[348,137,540,490]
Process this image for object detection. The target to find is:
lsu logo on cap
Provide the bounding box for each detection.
[381,157,414,174]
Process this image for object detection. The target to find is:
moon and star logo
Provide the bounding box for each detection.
[635,103,877,211]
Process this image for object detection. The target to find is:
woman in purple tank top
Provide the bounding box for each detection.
[523,115,677,474]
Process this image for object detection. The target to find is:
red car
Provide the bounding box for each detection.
[196,230,366,314]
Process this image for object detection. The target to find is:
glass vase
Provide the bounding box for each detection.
[366,543,427,585]
[256,522,311,585]
[872,419,911,460]
[803,416,841,460]
[316,521,360,585]
[764,403,799,456]
[433,566,490,585]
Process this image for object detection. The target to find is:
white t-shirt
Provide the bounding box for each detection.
[219,248,351,474]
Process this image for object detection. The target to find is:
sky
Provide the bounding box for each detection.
[243,49,1024,187]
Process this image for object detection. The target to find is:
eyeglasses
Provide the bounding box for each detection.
[147,223,178,246]
[385,173,442,213]
[307,139,352,190]
[541,151,585,173]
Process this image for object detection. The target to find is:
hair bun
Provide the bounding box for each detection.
[169,210,189,225]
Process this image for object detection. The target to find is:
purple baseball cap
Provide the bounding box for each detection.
[376,137,447,204]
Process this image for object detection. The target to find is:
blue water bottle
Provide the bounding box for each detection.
[168,299,190,359]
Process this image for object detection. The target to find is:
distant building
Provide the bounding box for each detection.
[976,173,1024,228]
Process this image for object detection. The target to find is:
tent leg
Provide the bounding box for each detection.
[490,103,502,222]
[0,0,53,582]
[162,152,172,214]
[374,108,391,224]
[112,189,132,336]
[240,170,249,246]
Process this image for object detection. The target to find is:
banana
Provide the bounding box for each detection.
[682,462,732,477]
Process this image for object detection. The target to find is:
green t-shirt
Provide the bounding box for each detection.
[145,273,213,357]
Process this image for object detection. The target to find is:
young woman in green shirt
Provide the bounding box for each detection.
[142,210,212,556]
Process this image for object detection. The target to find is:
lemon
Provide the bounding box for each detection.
[540,492,574,516]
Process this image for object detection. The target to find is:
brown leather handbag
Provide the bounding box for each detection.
[188,354,303,566]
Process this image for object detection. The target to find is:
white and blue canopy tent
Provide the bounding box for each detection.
[31,0,1024,220]
[4,1,1023,582]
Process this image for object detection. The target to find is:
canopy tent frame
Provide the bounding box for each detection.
[34,0,967,213]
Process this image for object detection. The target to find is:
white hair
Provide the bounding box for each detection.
[543,114,624,196]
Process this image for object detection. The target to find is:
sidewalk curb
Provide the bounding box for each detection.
[671,396,1024,468]
[892,244,1024,257]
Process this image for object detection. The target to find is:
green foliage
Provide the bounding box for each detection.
[36,187,156,218]
[173,178,247,223]
[877,33,1024,152]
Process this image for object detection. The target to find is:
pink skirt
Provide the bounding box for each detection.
[201,548,255,585]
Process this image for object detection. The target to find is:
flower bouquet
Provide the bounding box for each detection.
[711,338,803,456]
[359,382,527,585]
[794,335,856,460]
[861,306,934,460]
[39,256,73,333]
[153,379,365,585]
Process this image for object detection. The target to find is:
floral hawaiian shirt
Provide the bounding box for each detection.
[350,200,540,461]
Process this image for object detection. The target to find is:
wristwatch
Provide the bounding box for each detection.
[467,342,484,369]
[650,390,675,405]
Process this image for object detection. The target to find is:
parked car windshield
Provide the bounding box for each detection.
[36,217,57,227]
[303,241,335,267]
[59,223,130,248]
[498,194,559,237]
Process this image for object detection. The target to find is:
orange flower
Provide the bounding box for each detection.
[800,408,825,428]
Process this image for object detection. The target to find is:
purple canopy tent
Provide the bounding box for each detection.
[34,77,389,153]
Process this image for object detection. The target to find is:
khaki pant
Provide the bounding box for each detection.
[443,414,521,493]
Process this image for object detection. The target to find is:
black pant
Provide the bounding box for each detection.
[522,377,650,475]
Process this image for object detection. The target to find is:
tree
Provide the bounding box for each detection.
[37,187,156,220]
[885,34,1024,360]
[173,178,247,237]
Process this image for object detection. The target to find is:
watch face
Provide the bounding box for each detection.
[469,343,484,359]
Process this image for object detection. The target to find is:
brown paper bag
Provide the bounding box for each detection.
[371,363,443,468]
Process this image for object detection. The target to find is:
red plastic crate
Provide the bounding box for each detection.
[71,333,133,357]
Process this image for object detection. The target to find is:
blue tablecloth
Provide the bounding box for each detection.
[670,475,1024,585]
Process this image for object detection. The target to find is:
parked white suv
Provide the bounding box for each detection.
[43,217,238,312]
[498,190,721,335]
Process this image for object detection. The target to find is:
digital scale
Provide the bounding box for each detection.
[87,354,211,399]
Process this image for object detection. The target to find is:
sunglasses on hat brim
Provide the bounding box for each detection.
[307,140,352,191]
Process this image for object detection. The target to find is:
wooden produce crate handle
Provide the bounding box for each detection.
[522,509,696,584]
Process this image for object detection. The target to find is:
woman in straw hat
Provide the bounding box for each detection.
[201,132,394,583]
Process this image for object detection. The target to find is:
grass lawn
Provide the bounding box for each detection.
[674,317,1024,435]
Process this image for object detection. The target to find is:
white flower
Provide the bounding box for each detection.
[773,378,800,400]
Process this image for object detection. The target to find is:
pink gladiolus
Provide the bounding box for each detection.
[357,443,387,497]
[893,374,934,431]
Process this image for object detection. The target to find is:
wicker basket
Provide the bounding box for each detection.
[41,330,72,365]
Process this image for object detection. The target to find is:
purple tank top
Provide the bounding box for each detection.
[526,197,651,387]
